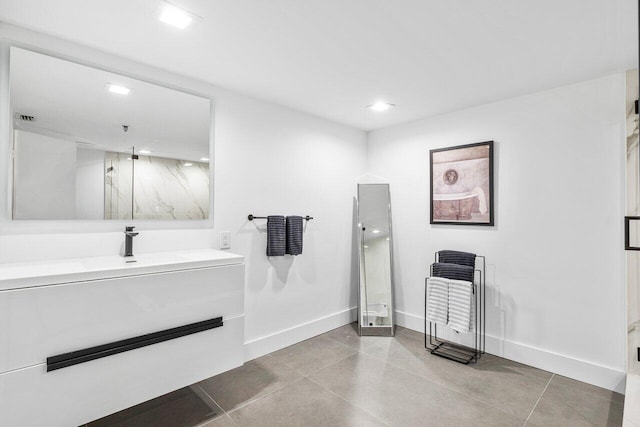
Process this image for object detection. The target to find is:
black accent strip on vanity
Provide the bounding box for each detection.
[46,316,223,372]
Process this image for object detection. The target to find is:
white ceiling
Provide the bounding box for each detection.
[0,0,637,131]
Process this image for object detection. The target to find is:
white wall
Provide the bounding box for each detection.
[76,147,104,220]
[625,70,640,375]
[0,24,366,358]
[13,130,76,219]
[368,74,627,392]
[213,92,366,357]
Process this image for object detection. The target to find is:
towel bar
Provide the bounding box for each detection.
[248,214,313,221]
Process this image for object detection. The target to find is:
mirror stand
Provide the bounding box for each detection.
[356,183,395,337]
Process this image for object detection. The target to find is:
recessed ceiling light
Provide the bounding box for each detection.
[139,150,151,154]
[159,3,194,29]
[184,162,193,167]
[200,157,210,162]
[107,84,130,95]
[372,229,381,234]
[367,101,395,112]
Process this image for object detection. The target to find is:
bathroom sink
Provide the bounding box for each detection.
[79,252,188,270]
[77,249,243,274]
[0,249,243,291]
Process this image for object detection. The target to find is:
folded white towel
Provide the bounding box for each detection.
[426,277,448,326]
[447,278,474,333]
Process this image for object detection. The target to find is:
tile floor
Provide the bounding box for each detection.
[85,324,624,427]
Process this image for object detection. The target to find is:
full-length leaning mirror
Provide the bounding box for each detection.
[357,183,395,336]
[9,47,211,220]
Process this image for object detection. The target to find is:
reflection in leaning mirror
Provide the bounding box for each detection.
[10,47,211,220]
[357,183,395,337]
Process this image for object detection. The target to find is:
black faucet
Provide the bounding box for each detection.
[124,226,139,257]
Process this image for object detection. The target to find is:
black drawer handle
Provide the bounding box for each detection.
[47,316,223,372]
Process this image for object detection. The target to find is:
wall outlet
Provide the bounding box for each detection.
[220,231,231,249]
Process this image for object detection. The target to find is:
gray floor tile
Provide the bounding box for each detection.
[394,325,424,342]
[199,415,238,427]
[473,353,552,380]
[270,334,357,376]
[309,352,523,427]
[229,377,388,427]
[447,358,550,420]
[551,375,624,405]
[86,325,624,427]
[319,323,382,352]
[527,379,624,427]
[363,330,551,420]
[88,385,223,427]
[198,355,303,412]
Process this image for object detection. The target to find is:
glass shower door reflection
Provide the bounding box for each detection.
[104,152,133,220]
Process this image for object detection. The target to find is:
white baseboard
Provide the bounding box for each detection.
[395,310,626,394]
[244,307,357,362]
[394,309,427,332]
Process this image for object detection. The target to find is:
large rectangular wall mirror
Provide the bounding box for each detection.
[10,46,211,220]
[357,183,395,336]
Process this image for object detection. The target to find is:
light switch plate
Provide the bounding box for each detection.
[220,231,231,249]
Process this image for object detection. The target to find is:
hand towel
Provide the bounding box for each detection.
[426,277,448,326]
[432,262,475,283]
[437,250,476,268]
[266,215,286,256]
[447,279,474,333]
[286,216,304,256]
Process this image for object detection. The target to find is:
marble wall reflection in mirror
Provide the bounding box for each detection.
[357,183,395,337]
[10,47,211,220]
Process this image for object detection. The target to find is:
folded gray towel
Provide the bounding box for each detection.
[267,216,286,256]
[432,262,474,283]
[438,250,476,267]
[286,216,303,256]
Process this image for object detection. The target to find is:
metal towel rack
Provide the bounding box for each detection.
[424,251,485,364]
[247,214,313,221]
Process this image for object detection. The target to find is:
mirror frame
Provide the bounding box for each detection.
[356,183,396,337]
[0,39,215,232]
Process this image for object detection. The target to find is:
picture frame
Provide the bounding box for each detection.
[430,141,494,226]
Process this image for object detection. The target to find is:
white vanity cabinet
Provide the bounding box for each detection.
[0,249,245,427]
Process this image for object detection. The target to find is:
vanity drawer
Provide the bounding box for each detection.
[0,315,244,427]
[0,264,244,373]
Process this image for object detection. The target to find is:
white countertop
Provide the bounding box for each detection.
[0,249,243,291]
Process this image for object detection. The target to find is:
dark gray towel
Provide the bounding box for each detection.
[267,215,286,256]
[286,216,303,256]
[432,262,474,283]
[438,250,476,267]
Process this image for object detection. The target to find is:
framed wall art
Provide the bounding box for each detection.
[430,141,494,226]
